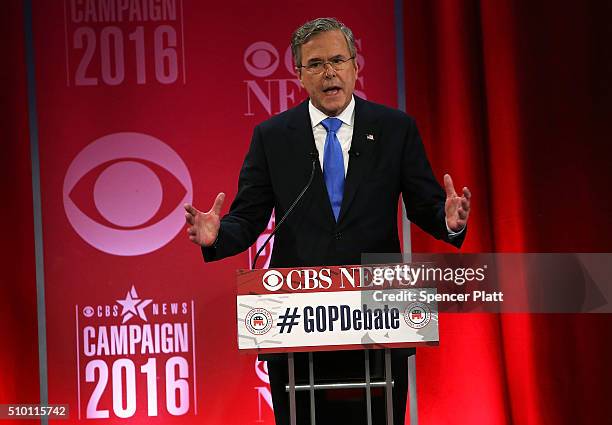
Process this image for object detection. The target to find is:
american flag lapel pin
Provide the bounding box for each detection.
[366,134,375,141]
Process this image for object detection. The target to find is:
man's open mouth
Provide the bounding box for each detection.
[323,86,341,95]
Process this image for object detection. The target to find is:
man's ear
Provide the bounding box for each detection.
[296,67,305,89]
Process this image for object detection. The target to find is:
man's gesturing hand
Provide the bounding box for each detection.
[444,174,471,232]
[184,193,226,247]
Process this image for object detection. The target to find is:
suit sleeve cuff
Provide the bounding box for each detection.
[445,216,466,239]
[201,232,221,262]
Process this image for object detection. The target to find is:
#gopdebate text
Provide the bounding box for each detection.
[280,304,401,334]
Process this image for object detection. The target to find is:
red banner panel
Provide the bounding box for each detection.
[31,1,397,423]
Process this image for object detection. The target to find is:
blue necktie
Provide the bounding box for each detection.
[321,117,344,221]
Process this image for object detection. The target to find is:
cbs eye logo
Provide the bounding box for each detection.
[261,270,284,291]
[63,132,192,256]
[82,306,94,317]
[243,41,295,77]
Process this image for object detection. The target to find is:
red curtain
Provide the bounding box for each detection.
[405,1,612,423]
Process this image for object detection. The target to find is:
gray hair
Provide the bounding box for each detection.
[291,17,356,67]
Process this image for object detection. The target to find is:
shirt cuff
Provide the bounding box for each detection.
[445,217,465,239]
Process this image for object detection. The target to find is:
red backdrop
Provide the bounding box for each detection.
[404,1,612,424]
[2,0,611,424]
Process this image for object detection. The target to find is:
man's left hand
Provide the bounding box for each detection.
[444,174,471,232]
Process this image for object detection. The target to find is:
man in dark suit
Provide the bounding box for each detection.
[185,17,471,425]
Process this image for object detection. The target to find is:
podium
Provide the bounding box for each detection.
[237,264,439,425]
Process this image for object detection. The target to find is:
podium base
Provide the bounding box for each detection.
[282,349,417,425]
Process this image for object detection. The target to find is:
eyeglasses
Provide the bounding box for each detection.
[298,56,356,74]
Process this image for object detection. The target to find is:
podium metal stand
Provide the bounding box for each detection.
[284,349,418,425]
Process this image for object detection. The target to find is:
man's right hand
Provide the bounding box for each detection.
[184,193,226,247]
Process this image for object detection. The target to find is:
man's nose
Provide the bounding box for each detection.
[323,62,336,78]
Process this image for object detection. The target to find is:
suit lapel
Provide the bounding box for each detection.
[338,97,379,223]
[287,100,336,224]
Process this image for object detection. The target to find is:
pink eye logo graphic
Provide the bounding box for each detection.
[244,41,280,77]
[63,132,192,256]
[243,41,296,78]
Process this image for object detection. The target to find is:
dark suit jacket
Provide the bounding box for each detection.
[203,96,464,266]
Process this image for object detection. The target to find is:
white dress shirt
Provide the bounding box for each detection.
[308,96,355,176]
